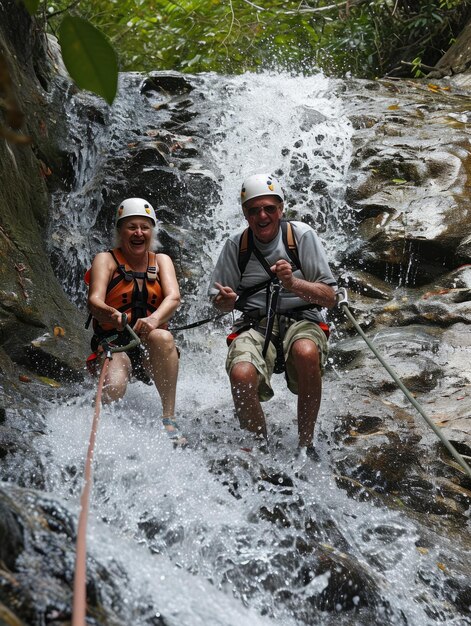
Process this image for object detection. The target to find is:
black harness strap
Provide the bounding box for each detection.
[262,278,280,359]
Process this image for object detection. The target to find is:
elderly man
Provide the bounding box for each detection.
[209,174,337,455]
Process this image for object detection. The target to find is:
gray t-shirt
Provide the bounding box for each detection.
[208,221,337,323]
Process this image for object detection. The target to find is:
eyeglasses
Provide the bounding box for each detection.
[246,204,280,217]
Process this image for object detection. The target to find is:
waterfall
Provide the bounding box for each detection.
[31,71,462,625]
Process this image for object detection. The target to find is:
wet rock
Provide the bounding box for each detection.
[343,78,471,287]
[0,3,89,381]
[337,269,394,300]
[333,325,442,392]
[295,543,383,614]
[456,235,471,262]
[140,71,195,96]
[0,486,166,625]
[0,497,24,569]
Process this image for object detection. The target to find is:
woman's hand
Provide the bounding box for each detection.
[110,309,127,331]
[133,316,160,337]
[213,282,238,312]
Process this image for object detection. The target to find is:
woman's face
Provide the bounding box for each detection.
[117,216,154,256]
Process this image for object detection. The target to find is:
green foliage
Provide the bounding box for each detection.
[20,0,40,14]
[36,0,471,80]
[58,16,118,105]
[411,56,426,78]
[22,1,118,104]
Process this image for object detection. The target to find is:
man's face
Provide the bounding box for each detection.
[243,195,283,243]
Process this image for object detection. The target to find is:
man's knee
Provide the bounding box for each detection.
[230,361,258,387]
[291,339,320,369]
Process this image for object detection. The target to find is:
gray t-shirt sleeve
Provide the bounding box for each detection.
[207,237,241,297]
[296,226,337,287]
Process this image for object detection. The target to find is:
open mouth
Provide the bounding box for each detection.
[257,220,270,229]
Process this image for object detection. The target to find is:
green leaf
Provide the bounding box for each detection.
[58,15,118,105]
[392,178,407,185]
[20,0,40,14]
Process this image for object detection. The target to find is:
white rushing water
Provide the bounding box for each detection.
[35,72,462,625]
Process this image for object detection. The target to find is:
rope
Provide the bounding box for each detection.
[72,318,140,625]
[169,312,227,331]
[337,289,471,480]
[72,355,110,626]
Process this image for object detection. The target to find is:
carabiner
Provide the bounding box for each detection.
[336,287,349,308]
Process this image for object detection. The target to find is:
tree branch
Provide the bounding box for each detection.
[284,0,369,15]
[240,0,266,10]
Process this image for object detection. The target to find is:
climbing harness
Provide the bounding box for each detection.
[336,288,471,480]
[72,315,140,626]
[232,222,329,374]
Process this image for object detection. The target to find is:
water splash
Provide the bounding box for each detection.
[28,71,469,625]
[199,72,353,264]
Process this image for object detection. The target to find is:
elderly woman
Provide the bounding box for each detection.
[87,197,186,446]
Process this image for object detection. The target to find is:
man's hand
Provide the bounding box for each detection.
[270,259,295,289]
[213,282,238,312]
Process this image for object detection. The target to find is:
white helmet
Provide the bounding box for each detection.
[240,174,284,206]
[115,198,157,226]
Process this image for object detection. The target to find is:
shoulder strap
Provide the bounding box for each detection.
[281,221,301,271]
[147,251,158,282]
[110,248,134,282]
[238,228,251,275]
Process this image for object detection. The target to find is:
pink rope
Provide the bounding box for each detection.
[72,356,110,625]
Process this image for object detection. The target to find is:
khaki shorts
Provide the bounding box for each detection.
[226,318,329,402]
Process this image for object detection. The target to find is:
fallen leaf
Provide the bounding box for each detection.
[437,562,447,572]
[37,376,60,388]
[387,104,400,110]
[417,547,429,555]
[39,160,52,177]
[422,288,450,299]
[392,178,407,184]
[19,374,31,383]
[53,325,65,337]
[383,303,401,312]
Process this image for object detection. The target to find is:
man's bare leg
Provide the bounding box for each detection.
[230,361,267,440]
[291,339,322,447]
